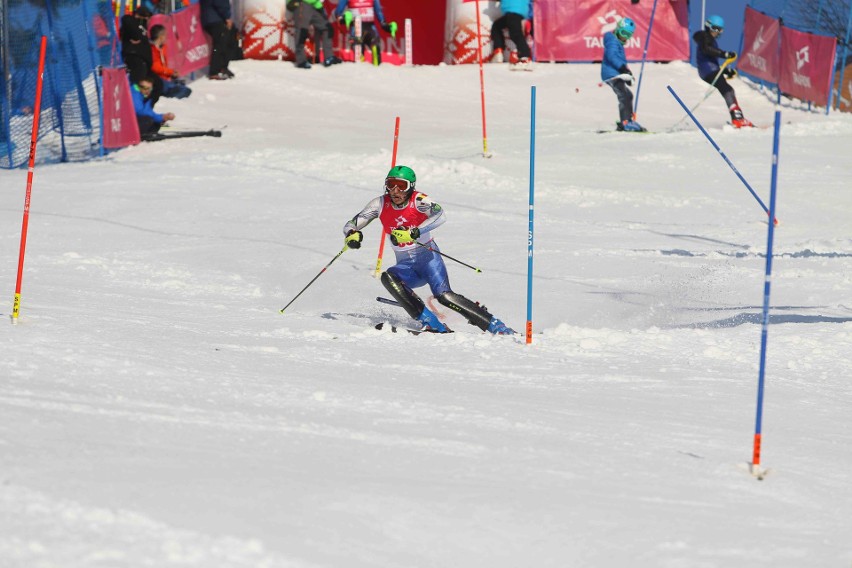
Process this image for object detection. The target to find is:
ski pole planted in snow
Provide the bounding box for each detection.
[373,116,401,278]
[474,0,491,158]
[280,246,348,314]
[633,0,659,116]
[12,36,48,324]
[526,86,536,345]
[751,106,782,480]
[666,85,778,225]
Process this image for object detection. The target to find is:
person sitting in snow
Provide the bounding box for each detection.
[131,76,175,139]
[149,25,192,99]
[333,0,397,66]
[693,15,753,128]
[342,165,515,335]
[601,17,645,132]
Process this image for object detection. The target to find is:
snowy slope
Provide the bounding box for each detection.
[1,60,851,568]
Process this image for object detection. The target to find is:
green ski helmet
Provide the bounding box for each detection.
[385,165,416,198]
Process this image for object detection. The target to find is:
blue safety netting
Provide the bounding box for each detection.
[1,0,118,169]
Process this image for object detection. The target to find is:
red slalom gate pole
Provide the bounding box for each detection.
[12,35,48,324]
[474,0,491,158]
[373,116,400,277]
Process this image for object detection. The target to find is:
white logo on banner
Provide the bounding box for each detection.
[584,10,639,48]
[796,46,810,70]
[793,46,812,88]
[746,26,769,72]
[752,25,767,52]
[111,84,122,132]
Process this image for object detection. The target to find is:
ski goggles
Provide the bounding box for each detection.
[385,178,411,193]
[615,29,633,40]
[709,25,724,33]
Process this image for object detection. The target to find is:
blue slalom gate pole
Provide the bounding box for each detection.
[633,0,659,116]
[751,106,782,479]
[666,85,777,224]
[525,86,536,345]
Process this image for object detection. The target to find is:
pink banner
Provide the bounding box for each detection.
[172,4,211,75]
[779,26,837,107]
[101,68,140,149]
[739,6,780,83]
[533,0,689,62]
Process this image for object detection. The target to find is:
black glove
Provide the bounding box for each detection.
[724,67,738,79]
[618,65,632,76]
[723,51,737,60]
[344,229,363,249]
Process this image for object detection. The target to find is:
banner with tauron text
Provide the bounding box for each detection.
[779,26,837,107]
[738,6,780,83]
[533,0,689,63]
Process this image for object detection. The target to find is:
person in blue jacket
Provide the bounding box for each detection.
[490,0,533,67]
[601,17,645,132]
[131,76,175,139]
[693,15,753,128]
[333,0,397,66]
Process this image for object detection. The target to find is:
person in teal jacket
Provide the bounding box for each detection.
[490,0,532,66]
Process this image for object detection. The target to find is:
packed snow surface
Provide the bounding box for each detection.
[1,60,851,567]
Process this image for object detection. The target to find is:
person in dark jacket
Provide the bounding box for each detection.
[601,17,645,132]
[288,0,341,69]
[693,15,753,128]
[120,7,154,83]
[200,0,235,79]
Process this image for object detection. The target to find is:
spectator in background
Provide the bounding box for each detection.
[200,0,235,79]
[120,6,158,90]
[131,76,175,139]
[287,0,341,69]
[489,0,533,68]
[333,0,397,66]
[150,24,192,99]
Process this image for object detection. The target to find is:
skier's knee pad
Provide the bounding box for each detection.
[381,272,425,319]
[437,291,492,331]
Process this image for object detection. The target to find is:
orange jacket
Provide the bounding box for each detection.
[151,43,176,80]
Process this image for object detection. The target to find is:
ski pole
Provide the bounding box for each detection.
[280,245,348,314]
[12,36,48,324]
[373,116,401,278]
[415,242,481,273]
[751,105,782,481]
[667,85,778,225]
[633,0,660,116]
[474,0,491,158]
[668,56,736,132]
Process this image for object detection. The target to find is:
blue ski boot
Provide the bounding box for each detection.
[620,119,647,132]
[487,317,516,335]
[417,307,451,333]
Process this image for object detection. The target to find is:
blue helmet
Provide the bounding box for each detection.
[705,15,725,31]
[615,18,636,40]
